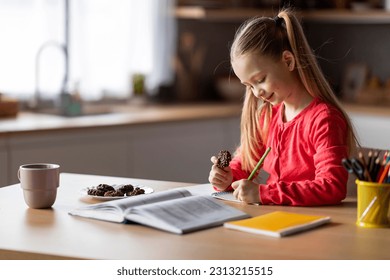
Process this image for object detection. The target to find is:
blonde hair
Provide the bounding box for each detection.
[231,8,358,172]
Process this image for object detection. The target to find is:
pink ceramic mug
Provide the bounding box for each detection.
[18,163,60,209]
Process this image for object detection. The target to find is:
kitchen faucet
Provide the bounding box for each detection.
[33,40,68,109]
[32,0,77,115]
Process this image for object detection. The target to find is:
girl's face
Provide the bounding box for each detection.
[232,51,296,105]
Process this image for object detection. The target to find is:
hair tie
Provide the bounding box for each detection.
[274,16,283,27]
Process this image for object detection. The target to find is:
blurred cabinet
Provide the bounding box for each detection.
[2,116,240,186]
[7,128,130,186]
[129,117,240,183]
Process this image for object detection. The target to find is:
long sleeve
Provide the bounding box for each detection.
[229,150,250,182]
[259,99,349,206]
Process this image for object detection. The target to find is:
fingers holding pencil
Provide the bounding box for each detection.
[232,179,259,204]
[231,147,271,204]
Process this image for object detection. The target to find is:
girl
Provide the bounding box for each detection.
[209,8,358,206]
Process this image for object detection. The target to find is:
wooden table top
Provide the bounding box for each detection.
[1,173,389,260]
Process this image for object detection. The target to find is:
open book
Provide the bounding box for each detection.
[69,188,250,234]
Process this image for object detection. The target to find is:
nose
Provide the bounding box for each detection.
[252,87,265,99]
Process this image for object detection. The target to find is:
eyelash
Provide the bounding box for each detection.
[246,77,265,90]
[257,77,265,84]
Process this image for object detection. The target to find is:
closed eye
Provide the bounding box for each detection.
[257,77,265,84]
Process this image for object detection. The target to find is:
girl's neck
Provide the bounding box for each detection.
[282,88,313,122]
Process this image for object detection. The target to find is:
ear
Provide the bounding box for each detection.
[282,50,295,71]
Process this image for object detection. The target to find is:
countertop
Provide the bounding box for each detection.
[0,101,388,137]
[0,102,242,136]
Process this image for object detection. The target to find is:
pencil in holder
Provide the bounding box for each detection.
[356,180,390,228]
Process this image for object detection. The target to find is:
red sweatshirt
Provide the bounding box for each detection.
[229,98,348,206]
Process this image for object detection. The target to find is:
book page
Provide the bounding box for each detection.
[69,188,192,223]
[124,195,250,234]
[212,191,260,205]
[112,188,191,211]
[211,191,240,203]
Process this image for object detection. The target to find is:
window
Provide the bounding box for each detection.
[0,0,176,102]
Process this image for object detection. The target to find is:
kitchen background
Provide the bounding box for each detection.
[1,0,390,188]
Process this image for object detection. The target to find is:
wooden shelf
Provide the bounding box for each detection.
[303,9,390,24]
[176,7,390,24]
[175,7,274,21]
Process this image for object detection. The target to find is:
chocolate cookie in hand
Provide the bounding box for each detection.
[216,150,232,168]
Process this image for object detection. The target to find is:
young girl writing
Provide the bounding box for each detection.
[209,8,358,206]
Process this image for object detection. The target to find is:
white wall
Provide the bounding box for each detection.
[349,113,390,150]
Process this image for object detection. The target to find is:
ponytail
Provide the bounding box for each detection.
[278,9,358,153]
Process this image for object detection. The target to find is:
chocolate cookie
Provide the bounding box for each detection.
[104,190,125,197]
[118,184,134,193]
[216,150,232,168]
[96,184,115,193]
[127,187,145,196]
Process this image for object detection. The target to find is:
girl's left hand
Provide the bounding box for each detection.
[231,179,260,204]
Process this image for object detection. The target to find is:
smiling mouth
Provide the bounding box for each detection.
[262,93,274,101]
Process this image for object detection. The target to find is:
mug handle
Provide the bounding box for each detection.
[17,168,21,181]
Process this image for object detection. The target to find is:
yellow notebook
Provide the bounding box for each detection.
[224,211,331,238]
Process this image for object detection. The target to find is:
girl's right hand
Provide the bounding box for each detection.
[208,156,233,191]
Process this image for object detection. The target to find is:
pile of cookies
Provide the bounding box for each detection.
[87,183,145,197]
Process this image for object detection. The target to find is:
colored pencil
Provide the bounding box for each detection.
[248,147,271,181]
[378,162,390,184]
[358,152,373,182]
